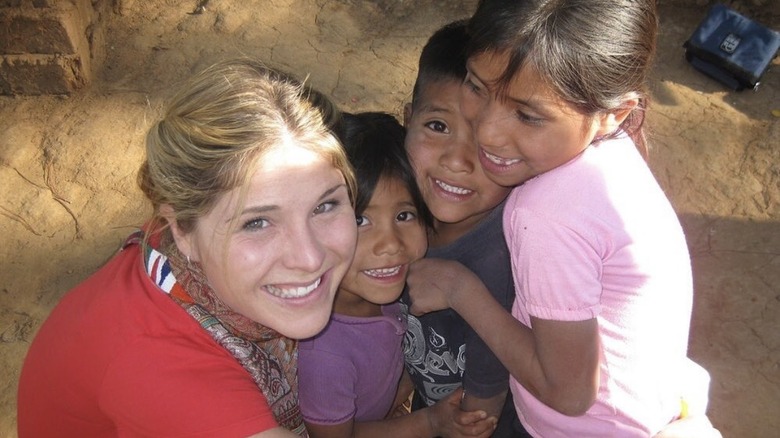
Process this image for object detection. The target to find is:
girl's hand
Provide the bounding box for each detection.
[427,388,497,438]
[407,258,485,316]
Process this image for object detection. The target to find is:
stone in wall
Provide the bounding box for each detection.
[0,54,87,95]
[0,0,93,95]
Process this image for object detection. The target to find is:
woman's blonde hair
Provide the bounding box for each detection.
[138,59,355,235]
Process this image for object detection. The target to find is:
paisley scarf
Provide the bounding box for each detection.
[139,231,307,436]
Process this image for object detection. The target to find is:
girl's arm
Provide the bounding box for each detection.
[247,427,300,438]
[408,258,600,416]
[386,370,414,419]
[305,388,496,438]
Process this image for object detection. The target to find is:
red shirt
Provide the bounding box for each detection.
[17,241,277,437]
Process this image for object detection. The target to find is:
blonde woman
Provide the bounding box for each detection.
[18,59,358,438]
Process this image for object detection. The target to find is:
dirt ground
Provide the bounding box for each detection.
[0,1,778,437]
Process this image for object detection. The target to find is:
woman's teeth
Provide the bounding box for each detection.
[266,277,321,298]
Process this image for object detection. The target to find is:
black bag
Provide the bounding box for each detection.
[683,3,780,91]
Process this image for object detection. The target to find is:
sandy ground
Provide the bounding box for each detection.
[0,1,778,437]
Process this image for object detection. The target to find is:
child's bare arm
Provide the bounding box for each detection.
[307,388,496,438]
[459,391,507,429]
[305,419,357,438]
[386,370,414,419]
[408,258,599,416]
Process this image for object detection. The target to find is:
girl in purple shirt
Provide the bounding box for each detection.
[298,112,495,438]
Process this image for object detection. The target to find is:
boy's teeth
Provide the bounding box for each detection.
[364,266,402,278]
[484,150,521,166]
[435,179,472,195]
[266,277,321,298]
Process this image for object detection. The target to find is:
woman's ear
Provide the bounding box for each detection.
[595,97,639,138]
[159,204,194,260]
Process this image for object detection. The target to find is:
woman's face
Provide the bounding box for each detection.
[176,143,357,339]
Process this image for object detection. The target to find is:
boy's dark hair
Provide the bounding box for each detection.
[335,112,433,229]
[411,19,469,108]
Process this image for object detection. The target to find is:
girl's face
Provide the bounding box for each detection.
[172,143,357,339]
[404,79,510,233]
[335,176,427,316]
[461,51,617,187]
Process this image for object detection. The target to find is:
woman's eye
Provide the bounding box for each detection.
[424,120,449,133]
[356,215,371,227]
[243,217,269,230]
[396,210,418,222]
[313,199,340,215]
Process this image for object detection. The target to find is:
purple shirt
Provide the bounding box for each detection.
[298,303,407,424]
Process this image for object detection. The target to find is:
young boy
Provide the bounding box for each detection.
[400,20,527,437]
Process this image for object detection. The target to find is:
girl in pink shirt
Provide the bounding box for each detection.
[407,1,718,436]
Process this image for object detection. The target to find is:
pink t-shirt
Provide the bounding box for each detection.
[17,241,278,437]
[503,136,705,437]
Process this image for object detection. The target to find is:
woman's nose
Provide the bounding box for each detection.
[283,224,326,272]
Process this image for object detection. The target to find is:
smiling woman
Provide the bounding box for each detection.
[17,59,357,438]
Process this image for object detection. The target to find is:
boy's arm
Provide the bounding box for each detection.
[408,258,600,416]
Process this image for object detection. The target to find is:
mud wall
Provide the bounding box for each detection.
[0,0,777,95]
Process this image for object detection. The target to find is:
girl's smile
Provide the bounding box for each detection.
[362,264,404,280]
[334,176,427,317]
[461,50,618,188]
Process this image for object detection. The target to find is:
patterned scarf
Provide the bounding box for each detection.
[140,231,307,436]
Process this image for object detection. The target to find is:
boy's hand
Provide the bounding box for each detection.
[427,388,497,438]
[407,258,484,316]
[652,415,722,438]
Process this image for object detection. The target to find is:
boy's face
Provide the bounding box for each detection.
[404,79,510,233]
